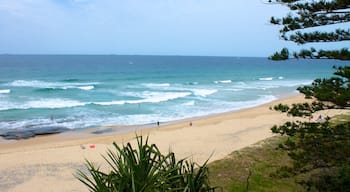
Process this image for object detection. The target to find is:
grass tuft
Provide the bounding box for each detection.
[208,136,304,192]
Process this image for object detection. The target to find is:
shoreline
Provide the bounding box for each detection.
[1,94,347,192]
[0,92,297,146]
[0,93,302,155]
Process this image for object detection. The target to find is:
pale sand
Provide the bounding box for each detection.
[0,95,347,192]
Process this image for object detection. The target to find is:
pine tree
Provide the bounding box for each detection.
[268,0,350,60]
[269,1,350,191]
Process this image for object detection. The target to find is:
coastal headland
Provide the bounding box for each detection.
[0,94,347,192]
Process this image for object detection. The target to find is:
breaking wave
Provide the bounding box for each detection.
[142,83,171,88]
[94,92,191,106]
[0,98,86,111]
[191,89,218,97]
[259,77,274,81]
[6,80,98,90]
[0,89,10,94]
[214,80,232,84]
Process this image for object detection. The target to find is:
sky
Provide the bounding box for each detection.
[0,0,345,57]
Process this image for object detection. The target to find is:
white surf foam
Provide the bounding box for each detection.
[259,77,274,81]
[140,91,191,103]
[6,80,99,90]
[191,89,218,97]
[94,101,126,106]
[25,99,86,109]
[0,101,16,111]
[214,80,232,84]
[94,91,191,106]
[0,89,10,94]
[182,101,195,106]
[0,99,87,111]
[77,86,94,91]
[231,79,313,90]
[142,83,170,88]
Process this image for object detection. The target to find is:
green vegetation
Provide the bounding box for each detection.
[268,0,350,60]
[207,113,350,192]
[276,102,325,117]
[269,66,350,191]
[269,48,289,61]
[293,48,350,60]
[76,136,219,192]
[268,2,350,188]
[298,66,350,107]
[271,114,350,191]
[208,136,304,192]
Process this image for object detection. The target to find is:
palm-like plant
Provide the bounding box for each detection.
[76,136,219,192]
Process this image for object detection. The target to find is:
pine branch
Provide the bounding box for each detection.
[274,13,350,34]
[293,47,350,60]
[269,0,350,35]
[290,0,350,13]
[269,0,350,12]
[289,29,350,44]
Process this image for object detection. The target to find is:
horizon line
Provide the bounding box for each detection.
[0,53,269,58]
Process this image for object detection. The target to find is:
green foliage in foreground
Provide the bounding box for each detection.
[76,136,219,192]
[272,118,350,191]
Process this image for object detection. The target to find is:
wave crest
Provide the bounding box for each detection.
[142,83,170,88]
[214,80,232,84]
[94,91,191,106]
[6,80,98,90]
[0,89,10,94]
[0,99,86,111]
[259,77,273,81]
[191,89,217,97]
[78,86,94,90]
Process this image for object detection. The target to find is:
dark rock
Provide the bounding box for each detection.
[92,128,114,134]
[0,131,35,140]
[0,126,69,140]
[32,126,69,135]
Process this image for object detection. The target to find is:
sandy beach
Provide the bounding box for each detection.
[0,94,347,192]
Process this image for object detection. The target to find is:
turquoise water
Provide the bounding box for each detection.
[0,55,347,131]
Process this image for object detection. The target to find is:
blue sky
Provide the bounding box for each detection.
[0,0,344,56]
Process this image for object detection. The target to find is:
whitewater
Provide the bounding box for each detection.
[0,55,346,132]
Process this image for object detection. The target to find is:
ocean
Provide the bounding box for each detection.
[0,55,347,132]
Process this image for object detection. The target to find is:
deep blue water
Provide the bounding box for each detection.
[0,55,348,131]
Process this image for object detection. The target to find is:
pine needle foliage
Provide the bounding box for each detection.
[267,0,350,60]
[270,66,350,190]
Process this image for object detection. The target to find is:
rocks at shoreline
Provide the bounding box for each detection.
[0,126,69,140]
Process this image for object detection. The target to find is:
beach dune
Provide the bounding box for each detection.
[0,95,346,192]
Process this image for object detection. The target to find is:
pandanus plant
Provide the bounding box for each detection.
[76,136,220,192]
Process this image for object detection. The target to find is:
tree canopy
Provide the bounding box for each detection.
[268,0,350,60]
[269,1,350,191]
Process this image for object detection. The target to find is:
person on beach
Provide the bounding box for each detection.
[157,121,160,126]
[317,115,323,122]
